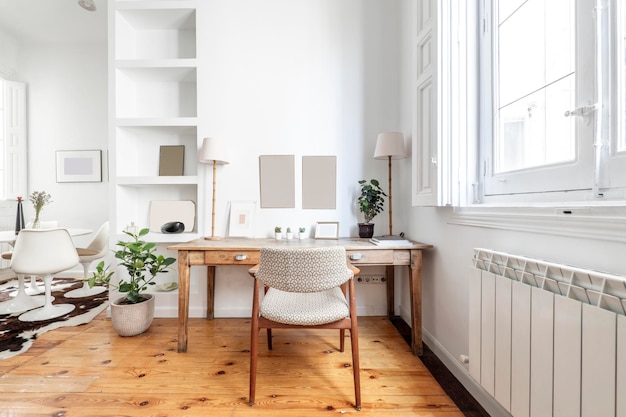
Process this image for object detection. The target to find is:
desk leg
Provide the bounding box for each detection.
[206,266,215,320]
[177,250,190,353]
[409,249,423,356]
[386,265,395,319]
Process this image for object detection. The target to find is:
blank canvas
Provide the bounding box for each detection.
[259,155,295,208]
[302,156,336,209]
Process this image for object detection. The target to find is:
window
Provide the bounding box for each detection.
[0,78,27,200]
[479,0,625,203]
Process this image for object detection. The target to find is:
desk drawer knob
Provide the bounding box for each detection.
[349,253,362,261]
[234,254,248,261]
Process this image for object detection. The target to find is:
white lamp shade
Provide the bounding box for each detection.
[373,132,406,160]
[199,137,230,165]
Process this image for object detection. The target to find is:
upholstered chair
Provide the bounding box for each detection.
[65,221,109,298]
[248,246,361,410]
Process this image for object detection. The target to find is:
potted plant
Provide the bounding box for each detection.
[286,227,293,240]
[89,228,176,336]
[298,227,306,239]
[357,179,387,238]
[274,226,282,239]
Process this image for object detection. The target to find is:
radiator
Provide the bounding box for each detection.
[470,248,626,417]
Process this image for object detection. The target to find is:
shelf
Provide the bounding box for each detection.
[115,6,196,60]
[116,231,200,243]
[111,0,200,259]
[116,176,199,185]
[116,58,197,68]
[116,117,197,127]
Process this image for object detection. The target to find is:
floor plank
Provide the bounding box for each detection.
[0,313,468,416]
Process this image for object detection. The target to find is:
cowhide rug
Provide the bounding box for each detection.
[0,278,109,360]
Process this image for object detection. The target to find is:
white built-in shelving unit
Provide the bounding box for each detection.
[109,0,201,243]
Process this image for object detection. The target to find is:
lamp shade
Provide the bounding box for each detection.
[199,137,230,165]
[373,132,406,160]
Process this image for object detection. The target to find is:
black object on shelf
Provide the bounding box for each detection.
[15,197,25,235]
[161,221,185,234]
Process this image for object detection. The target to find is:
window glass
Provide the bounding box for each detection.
[495,0,576,174]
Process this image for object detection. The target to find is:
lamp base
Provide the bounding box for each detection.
[204,236,222,241]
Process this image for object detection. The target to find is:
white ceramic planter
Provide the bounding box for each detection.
[110,294,155,337]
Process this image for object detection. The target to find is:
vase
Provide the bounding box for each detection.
[110,294,155,337]
[32,215,41,229]
[358,223,375,238]
[15,197,25,235]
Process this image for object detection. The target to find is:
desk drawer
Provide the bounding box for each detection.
[205,250,260,265]
[346,250,394,264]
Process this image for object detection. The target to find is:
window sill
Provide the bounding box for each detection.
[449,205,626,243]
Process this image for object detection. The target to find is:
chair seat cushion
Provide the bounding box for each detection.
[260,287,349,325]
[77,248,99,257]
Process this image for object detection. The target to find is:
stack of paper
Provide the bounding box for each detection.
[369,236,412,246]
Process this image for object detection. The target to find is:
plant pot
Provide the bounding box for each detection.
[298,232,306,240]
[358,223,375,238]
[275,232,282,240]
[286,232,293,240]
[110,294,155,337]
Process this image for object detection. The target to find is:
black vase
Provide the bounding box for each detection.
[358,223,375,238]
[15,197,25,235]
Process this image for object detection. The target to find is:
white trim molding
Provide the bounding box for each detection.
[449,205,626,243]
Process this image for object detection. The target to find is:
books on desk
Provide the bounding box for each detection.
[369,236,412,246]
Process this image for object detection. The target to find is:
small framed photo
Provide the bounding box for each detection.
[229,201,256,237]
[314,221,339,240]
[56,150,102,183]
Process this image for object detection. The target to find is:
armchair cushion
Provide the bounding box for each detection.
[260,286,349,326]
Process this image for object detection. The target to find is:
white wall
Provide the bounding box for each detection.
[181,0,405,318]
[0,32,109,252]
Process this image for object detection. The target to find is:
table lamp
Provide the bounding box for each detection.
[199,137,230,240]
[374,132,406,236]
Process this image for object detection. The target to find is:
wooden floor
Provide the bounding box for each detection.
[0,313,464,416]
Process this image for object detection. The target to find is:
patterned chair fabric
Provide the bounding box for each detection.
[255,246,353,292]
[255,247,354,326]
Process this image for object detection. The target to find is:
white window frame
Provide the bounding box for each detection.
[412,0,626,241]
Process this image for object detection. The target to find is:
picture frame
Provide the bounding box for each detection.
[314,221,339,239]
[56,150,102,183]
[228,201,256,237]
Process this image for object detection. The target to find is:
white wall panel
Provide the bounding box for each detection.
[511,281,531,417]
[618,315,626,417]
[553,295,581,417]
[530,287,554,417]
[494,275,512,411]
[581,305,616,417]
[468,267,482,381]
[480,271,496,396]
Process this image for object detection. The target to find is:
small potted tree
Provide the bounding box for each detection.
[357,179,386,238]
[89,228,176,336]
[286,227,293,240]
[274,226,282,239]
[298,227,306,239]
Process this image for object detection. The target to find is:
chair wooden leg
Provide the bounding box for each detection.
[267,328,272,350]
[249,279,260,407]
[339,329,345,352]
[350,325,361,410]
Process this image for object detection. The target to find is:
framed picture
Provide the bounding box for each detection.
[314,221,339,239]
[56,150,102,183]
[229,201,256,237]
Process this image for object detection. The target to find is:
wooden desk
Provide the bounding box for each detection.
[168,237,432,356]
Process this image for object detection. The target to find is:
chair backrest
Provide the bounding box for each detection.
[85,221,109,254]
[255,247,353,293]
[10,229,80,275]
